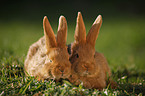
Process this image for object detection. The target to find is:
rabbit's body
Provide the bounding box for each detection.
[69,50,111,89]
[25,36,49,79]
[68,12,113,89]
[24,16,71,80]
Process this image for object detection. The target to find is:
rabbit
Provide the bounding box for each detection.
[68,12,115,89]
[24,15,71,81]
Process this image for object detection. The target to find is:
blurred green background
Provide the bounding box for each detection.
[0,0,145,71]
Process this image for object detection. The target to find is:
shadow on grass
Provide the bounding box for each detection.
[111,68,145,95]
[117,83,145,95]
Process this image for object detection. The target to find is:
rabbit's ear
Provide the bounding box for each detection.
[43,16,57,50]
[57,16,67,48]
[74,12,86,44]
[86,15,102,47]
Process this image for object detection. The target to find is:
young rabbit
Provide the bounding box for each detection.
[24,15,71,81]
[68,12,113,89]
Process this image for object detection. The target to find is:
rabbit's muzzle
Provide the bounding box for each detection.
[52,64,71,79]
[58,66,65,76]
[76,62,96,76]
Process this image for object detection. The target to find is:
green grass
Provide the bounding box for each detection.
[0,16,145,95]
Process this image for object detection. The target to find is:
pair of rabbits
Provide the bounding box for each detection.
[24,12,113,89]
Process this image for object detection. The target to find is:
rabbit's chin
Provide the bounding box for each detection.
[78,71,98,77]
[52,72,71,80]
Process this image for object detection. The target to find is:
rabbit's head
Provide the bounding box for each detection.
[42,16,71,79]
[69,12,102,77]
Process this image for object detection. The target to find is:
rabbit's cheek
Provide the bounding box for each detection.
[62,69,70,78]
[67,70,71,77]
[48,69,53,78]
[51,68,61,79]
[77,63,94,76]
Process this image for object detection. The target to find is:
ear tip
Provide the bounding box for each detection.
[59,15,67,27]
[78,12,81,15]
[77,12,82,17]
[59,15,65,18]
[93,15,102,24]
[43,16,47,20]
[59,15,66,21]
[98,15,102,20]
[43,16,48,23]
[77,12,83,23]
[44,16,47,18]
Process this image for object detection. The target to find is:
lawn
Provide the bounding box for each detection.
[0,16,145,95]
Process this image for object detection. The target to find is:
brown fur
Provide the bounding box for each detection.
[24,16,71,80]
[68,12,112,89]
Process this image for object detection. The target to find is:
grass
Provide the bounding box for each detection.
[0,16,145,95]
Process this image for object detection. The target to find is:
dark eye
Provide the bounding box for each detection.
[94,53,96,58]
[75,54,79,58]
[49,59,52,63]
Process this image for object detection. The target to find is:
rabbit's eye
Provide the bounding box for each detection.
[49,59,52,63]
[75,54,79,58]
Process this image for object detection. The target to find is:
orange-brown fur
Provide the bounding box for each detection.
[24,16,71,80]
[68,12,112,89]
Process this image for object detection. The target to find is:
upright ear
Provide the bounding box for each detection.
[86,15,102,47]
[57,16,67,48]
[74,12,86,44]
[43,16,57,50]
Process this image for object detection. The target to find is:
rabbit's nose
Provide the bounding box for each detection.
[58,67,64,73]
[60,69,64,73]
[58,68,64,76]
